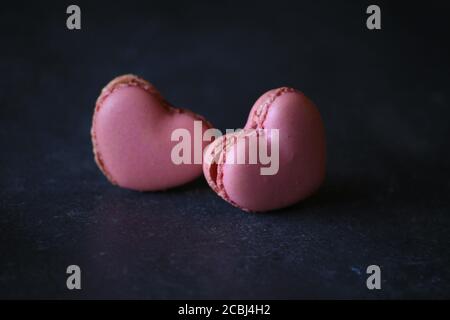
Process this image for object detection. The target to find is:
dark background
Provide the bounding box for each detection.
[1,0,449,299]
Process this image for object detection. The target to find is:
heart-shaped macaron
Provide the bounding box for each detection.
[92,74,212,191]
[203,87,326,212]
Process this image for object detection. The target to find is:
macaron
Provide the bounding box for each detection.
[91,74,212,191]
[203,87,326,212]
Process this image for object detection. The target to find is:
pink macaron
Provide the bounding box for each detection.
[91,74,212,191]
[203,87,326,212]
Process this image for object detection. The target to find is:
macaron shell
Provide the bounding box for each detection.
[218,89,326,211]
[202,131,250,208]
[92,75,212,191]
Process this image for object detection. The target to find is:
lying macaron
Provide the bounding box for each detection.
[203,87,326,212]
[91,74,212,191]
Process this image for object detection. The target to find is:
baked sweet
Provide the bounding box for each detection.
[92,74,212,191]
[203,88,326,211]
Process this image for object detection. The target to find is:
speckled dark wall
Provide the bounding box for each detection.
[1,0,449,299]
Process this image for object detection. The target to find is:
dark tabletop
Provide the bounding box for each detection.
[1,0,449,299]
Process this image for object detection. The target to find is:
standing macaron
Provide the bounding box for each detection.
[92,74,212,191]
[203,87,326,212]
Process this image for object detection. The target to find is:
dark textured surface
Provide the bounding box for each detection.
[1,0,450,299]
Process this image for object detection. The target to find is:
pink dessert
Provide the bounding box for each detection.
[91,74,212,191]
[203,88,326,212]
